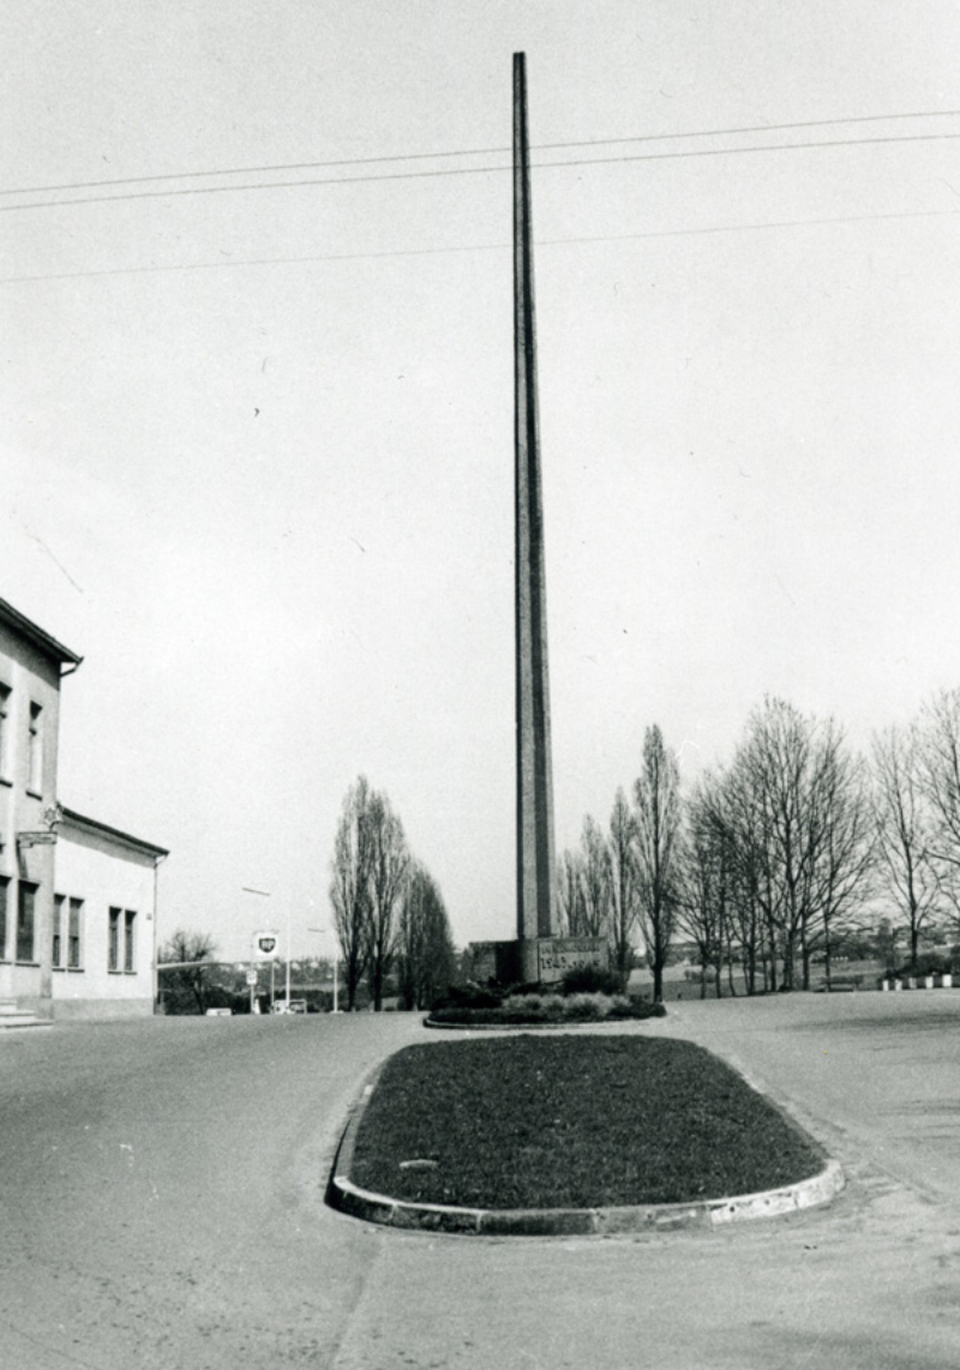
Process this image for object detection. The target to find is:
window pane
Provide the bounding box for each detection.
[0,683,9,776]
[124,910,136,972]
[0,878,8,960]
[53,893,64,968]
[68,898,82,969]
[108,907,120,971]
[28,702,43,793]
[17,884,36,962]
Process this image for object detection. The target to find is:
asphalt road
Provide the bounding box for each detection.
[0,1012,426,1370]
[3,995,960,1369]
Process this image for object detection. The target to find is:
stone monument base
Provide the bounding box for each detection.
[467,937,608,989]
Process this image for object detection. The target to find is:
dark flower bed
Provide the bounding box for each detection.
[428,990,665,1026]
[348,1034,823,1209]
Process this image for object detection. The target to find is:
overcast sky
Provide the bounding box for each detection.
[4,2,960,960]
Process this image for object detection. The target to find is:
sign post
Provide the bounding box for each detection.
[252,931,280,1013]
[245,967,258,1014]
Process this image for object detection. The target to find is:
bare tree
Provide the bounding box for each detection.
[608,787,639,984]
[396,863,457,1010]
[556,847,586,936]
[736,698,816,990]
[804,732,875,986]
[678,779,731,998]
[157,928,217,1014]
[329,775,374,1010]
[721,699,873,991]
[701,763,766,994]
[875,718,944,965]
[578,814,613,938]
[918,689,960,907]
[365,789,410,1011]
[633,725,682,1002]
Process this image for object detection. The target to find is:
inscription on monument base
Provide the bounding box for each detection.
[536,937,608,985]
[467,940,522,987]
[467,937,608,987]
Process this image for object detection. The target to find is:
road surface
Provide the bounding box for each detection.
[2,995,960,1368]
[0,1012,423,1369]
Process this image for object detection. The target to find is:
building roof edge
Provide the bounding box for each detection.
[59,806,169,859]
[0,597,82,666]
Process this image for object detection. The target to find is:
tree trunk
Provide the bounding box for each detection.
[799,908,812,989]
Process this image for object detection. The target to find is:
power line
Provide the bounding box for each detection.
[3,106,960,200]
[4,130,960,216]
[4,207,957,287]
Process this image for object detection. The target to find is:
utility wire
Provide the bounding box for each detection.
[3,106,960,199]
[3,207,957,287]
[4,131,960,215]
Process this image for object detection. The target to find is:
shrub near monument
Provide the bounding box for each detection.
[428,964,665,1026]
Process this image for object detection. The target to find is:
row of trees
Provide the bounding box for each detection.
[558,725,680,999]
[329,775,457,1010]
[558,690,960,1000]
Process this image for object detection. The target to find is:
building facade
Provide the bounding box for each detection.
[0,599,82,1017]
[52,808,167,1019]
[0,598,167,1019]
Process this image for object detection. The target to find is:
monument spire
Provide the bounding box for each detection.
[513,51,557,980]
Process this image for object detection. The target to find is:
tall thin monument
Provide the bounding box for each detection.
[513,51,557,982]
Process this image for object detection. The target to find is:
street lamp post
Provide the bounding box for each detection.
[285,903,291,1009]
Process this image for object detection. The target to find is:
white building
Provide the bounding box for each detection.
[52,808,167,1018]
[0,597,167,1019]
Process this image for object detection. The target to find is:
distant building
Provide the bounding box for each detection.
[0,597,167,1019]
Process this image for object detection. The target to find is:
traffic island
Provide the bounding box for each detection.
[326,1035,843,1236]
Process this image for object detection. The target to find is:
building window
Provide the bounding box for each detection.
[69,898,83,969]
[108,907,120,971]
[28,702,43,794]
[17,883,37,962]
[0,683,10,779]
[0,877,8,960]
[124,910,137,972]
[53,893,64,968]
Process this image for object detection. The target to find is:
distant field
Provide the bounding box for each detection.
[629,960,887,1000]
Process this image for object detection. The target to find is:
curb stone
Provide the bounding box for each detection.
[325,1060,845,1238]
[421,1012,667,1032]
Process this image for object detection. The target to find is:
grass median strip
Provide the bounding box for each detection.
[348,1035,823,1211]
